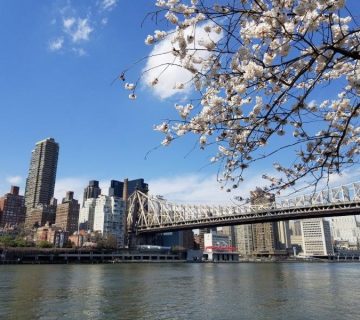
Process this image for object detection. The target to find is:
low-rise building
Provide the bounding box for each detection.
[35,222,69,248]
[203,232,239,261]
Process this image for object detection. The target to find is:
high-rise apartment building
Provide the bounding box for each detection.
[250,189,280,255]
[55,191,80,234]
[24,138,59,209]
[301,218,334,256]
[93,195,126,248]
[331,216,360,249]
[83,180,101,205]
[233,224,254,256]
[0,186,26,227]
[79,198,97,231]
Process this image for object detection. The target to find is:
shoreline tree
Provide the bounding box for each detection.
[123,0,360,197]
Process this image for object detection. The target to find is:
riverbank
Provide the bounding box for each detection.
[1,248,360,264]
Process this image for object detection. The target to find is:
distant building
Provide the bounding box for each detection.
[331,216,360,249]
[126,178,148,197]
[156,230,194,250]
[93,195,126,248]
[55,191,80,234]
[25,199,57,229]
[233,224,254,256]
[250,189,282,256]
[289,220,303,254]
[277,221,291,250]
[301,218,334,256]
[24,138,59,210]
[35,222,69,248]
[108,180,123,198]
[203,232,238,262]
[79,198,97,231]
[0,186,26,227]
[83,180,101,206]
[221,226,236,246]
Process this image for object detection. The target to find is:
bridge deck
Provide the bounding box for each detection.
[134,201,360,233]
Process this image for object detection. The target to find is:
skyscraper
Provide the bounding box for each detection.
[108,180,123,198]
[83,180,101,205]
[24,138,59,210]
[250,188,280,256]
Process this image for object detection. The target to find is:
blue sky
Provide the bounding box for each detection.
[0,0,359,204]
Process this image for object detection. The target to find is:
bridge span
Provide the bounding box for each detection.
[126,182,360,234]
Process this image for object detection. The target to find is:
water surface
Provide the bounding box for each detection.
[0,263,359,319]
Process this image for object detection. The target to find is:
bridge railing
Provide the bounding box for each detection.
[127,181,360,229]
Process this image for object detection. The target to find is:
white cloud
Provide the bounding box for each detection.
[72,47,87,56]
[64,17,93,43]
[63,17,75,30]
[6,175,22,185]
[148,173,263,205]
[49,37,64,51]
[143,24,223,99]
[49,2,116,56]
[101,0,118,11]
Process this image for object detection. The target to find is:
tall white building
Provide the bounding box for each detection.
[301,218,334,256]
[93,195,126,248]
[79,198,97,231]
[331,216,360,248]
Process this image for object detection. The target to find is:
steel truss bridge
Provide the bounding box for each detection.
[126,182,360,234]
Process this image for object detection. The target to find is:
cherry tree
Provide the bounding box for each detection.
[123,0,360,196]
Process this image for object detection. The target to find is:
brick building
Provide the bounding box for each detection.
[0,186,26,227]
[55,191,80,234]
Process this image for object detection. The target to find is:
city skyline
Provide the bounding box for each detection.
[1,136,360,205]
[1,1,360,204]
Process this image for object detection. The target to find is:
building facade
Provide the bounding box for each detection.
[93,195,126,248]
[25,200,57,229]
[331,216,360,249]
[83,180,101,206]
[0,186,26,227]
[24,138,59,210]
[79,198,97,231]
[55,191,80,234]
[233,224,254,256]
[108,180,123,198]
[301,218,334,256]
[250,188,282,255]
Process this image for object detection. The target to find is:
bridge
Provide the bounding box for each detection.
[126,182,360,234]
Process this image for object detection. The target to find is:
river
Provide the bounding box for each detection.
[0,263,359,319]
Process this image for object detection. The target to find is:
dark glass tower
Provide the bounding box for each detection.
[83,180,101,205]
[109,180,123,197]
